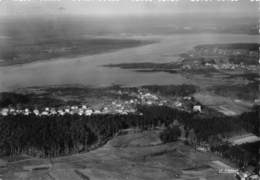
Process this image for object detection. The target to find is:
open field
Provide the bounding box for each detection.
[193,92,253,116]
[0,130,237,180]
[227,133,260,145]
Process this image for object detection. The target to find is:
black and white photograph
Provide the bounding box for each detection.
[0,0,259,179]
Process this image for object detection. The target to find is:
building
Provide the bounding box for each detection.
[193,105,202,113]
[0,108,8,116]
[33,109,40,116]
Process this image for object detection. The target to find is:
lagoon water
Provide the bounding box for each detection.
[0,33,259,92]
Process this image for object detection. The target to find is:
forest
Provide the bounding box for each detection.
[0,105,258,159]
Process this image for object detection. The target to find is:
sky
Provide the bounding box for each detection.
[0,0,259,17]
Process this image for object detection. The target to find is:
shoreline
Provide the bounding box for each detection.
[0,38,156,68]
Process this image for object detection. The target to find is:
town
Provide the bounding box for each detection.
[0,88,202,117]
[180,43,259,72]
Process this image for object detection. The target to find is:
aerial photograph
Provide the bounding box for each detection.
[0,0,259,179]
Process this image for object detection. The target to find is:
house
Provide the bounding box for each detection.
[85,109,93,116]
[50,108,57,115]
[58,110,65,116]
[183,96,192,100]
[0,108,8,116]
[78,111,84,116]
[41,111,49,116]
[33,109,40,116]
[94,110,101,114]
[146,101,153,105]
[193,105,202,113]
[175,101,182,107]
[196,146,209,152]
[71,106,78,110]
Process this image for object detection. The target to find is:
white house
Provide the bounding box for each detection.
[94,110,101,114]
[146,101,153,105]
[1,108,8,116]
[175,101,182,107]
[58,110,65,116]
[193,105,202,113]
[85,109,93,116]
[41,111,49,116]
[50,108,57,115]
[33,109,40,116]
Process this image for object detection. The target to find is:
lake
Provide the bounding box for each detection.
[0,33,259,92]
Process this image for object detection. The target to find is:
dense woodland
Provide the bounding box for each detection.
[0,105,259,159]
[212,142,260,170]
[159,126,181,143]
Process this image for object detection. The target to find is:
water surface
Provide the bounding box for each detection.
[0,34,259,92]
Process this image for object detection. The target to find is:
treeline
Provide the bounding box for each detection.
[0,105,258,158]
[0,114,140,157]
[212,142,260,169]
[0,92,65,109]
[195,43,259,51]
[138,105,250,142]
[0,92,30,107]
[103,62,181,70]
[0,105,190,157]
[159,126,181,143]
[239,106,260,136]
[229,56,258,65]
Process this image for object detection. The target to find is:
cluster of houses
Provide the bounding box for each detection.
[203,62,257,71]
[182,61,257,72]
[0,87,202,117]
[136,89,201,112]
[0,103,137,117]
[137,90,162,106]
[193,47,257,58]
[182,46,258,72]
